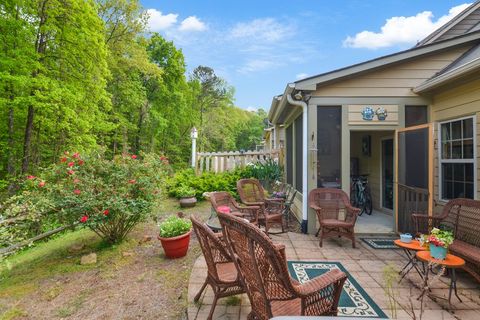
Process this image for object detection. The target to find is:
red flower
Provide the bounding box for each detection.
[38,181,46,187]
[73,189,81,195]
[80,215,88,223]
[68,162,75,167]
[78,160,84,165]
[72,152,80,159]
[73,178,80,184]
[103,209,109,216]
[27,175,36,180]
[131,155,137,159]
[67,170,75,175]
[128,179,136,184]
[160,156,166,160]
[60,157,67,163]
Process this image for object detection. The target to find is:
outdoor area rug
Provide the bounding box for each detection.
[288,261,388,318]
[360,237,398,249]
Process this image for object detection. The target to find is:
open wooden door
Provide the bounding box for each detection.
[395,124,433,233]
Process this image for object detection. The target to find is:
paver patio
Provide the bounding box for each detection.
[187,232,480,320]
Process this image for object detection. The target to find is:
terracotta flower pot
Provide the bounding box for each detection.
[179,196,197,208]
[158,230,192,259]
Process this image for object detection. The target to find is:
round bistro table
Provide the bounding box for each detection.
[394,239,427,282]
[416,251,465,309]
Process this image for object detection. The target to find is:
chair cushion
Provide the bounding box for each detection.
[216,262,239,282]
[449,240,480,264]
[321,219,353,228]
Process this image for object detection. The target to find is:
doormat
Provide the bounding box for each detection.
[361,237,398,249]
[288,261,388,318]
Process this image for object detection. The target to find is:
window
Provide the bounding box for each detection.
[294,115,303,192]
[405,106,428,127]
[439,116,475,200]
[286,125,293,185]
[317,106,342,188]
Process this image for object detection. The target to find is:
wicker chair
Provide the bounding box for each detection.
[237,178,284,234]
[413,198,480,283]
[209,191,259,224]
[190,215,245,320]
[217,211,347,319]
[309,188,360,248]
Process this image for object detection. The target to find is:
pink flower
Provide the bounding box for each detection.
[103,209,109,216]
[67,170,75,175]
[60,157,67,163]
[73,189,81,195]
[68,162,75,167]
[80,215,88,223]
[27,175,36,180]
[72,152,80,159]
[73,178,80,184]
[128,179,136,184]
[131,155,137,159]
[38,181,46,187]
[78,160,84,165]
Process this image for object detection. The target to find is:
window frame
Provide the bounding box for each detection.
[438,115,477,201]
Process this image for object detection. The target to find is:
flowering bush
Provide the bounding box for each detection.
[1,152,172,246]
[427,228,454,248]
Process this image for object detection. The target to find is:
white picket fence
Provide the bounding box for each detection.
[196,150,281,173]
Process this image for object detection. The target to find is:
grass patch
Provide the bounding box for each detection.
[55,289,91,318]
[0,307,27,320]
[225,295,241,306]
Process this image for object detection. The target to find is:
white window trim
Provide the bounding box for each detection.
[438,115,477,201]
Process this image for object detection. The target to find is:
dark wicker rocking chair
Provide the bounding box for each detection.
[190,215,245,320]
[217,212,347,319]
[237,178,284,234]
[309,188,360,248]
[209,191,259,224]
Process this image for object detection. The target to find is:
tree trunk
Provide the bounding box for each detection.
[7,103,15,176]
[21,105,34,173]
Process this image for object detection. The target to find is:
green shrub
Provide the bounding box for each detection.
[159,215,192,238]
[175,185,196,198]
[167,168,249,199]
[243,159,283,191]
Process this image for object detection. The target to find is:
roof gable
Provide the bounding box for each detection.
[417,1,480,46]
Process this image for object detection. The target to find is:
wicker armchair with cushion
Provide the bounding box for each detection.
[237,178,284,234]
[413,198,480,283]
[190,215,245,320]
[217,211,347,319]
[209,191,259,224]
[309,188,360,248]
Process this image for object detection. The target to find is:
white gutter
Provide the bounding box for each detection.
[286,83,309,234]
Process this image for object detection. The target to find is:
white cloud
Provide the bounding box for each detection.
[246,106,258,112]
[237,59,279,74]
[179,16,207,32]
[146,9,178,31]
[343,3,471,49]
[296,73,309,80]
[230,18,294,43]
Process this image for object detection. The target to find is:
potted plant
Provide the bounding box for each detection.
[158,215,192,258]
[177,185,197,208]
[427,228,454,260]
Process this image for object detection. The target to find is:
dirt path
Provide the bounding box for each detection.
[0,199,211,320]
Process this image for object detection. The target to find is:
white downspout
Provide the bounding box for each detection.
[286,88,309,234]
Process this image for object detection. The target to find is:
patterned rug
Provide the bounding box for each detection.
[361,237,398,249]
[288,261,388,318]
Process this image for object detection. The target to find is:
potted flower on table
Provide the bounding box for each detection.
[158,215,192,258]
[428,228,454,260]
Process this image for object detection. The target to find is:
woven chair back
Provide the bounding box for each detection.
[442,198,480,246]
[218,212,295,319]
[191,215,232,280]
[237,179,266,203]
[210,191,237,213]
[309,188,349,220]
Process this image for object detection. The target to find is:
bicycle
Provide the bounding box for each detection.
[350,175,373,216]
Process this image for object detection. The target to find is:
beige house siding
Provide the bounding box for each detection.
[430,78,480,213]
[312,46,471,97]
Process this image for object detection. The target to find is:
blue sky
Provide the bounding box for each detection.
[140,1,471,111]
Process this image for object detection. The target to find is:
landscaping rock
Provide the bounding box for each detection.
[122,251,134,257]
[80,253,97,265]
[141,235,152,243]
[68,243,85,253]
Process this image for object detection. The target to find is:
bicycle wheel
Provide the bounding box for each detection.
[364,189,373,215]
[357,193,365,216]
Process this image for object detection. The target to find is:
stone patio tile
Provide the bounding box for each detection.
[188,305,199,320]
[195,303,231,320]
[239,305,252,319]
[290,240,318,249]
[287,232,316,241]
[450,310,480,319]
[373,251,405,261]
[339,260,363,272]
[357,259,387,273]
[294,248,325,260]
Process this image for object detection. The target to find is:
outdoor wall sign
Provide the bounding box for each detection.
[348,105,398,126]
